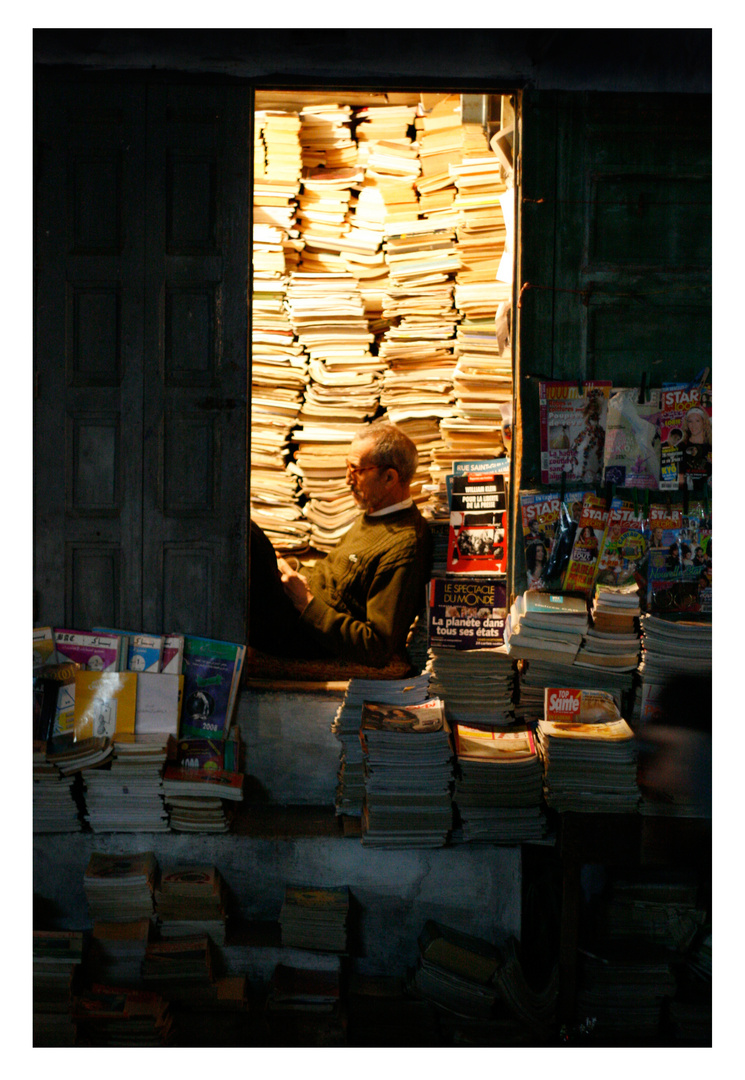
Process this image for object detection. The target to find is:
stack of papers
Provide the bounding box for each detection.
[82,735,170,833]
[331,672,431,818]
[33,748,81,832]
[279,884,350,953]
[427,646,517,729]
[83,851,158,922]
[360,698,453,848]
[452,726,546,842]
[154,865,228,947]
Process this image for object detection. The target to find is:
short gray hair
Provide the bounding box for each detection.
[353,421,418,484]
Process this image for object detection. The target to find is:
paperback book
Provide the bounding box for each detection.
[53,630,125,672]
[446,472,507,575]
[426,575,507,650]
[180,637,246,739]
[73,671,138,741]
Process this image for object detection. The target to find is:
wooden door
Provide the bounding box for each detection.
[34,72,250,641]
[511,90,711,589]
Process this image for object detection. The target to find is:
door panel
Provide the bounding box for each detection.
[34,74,250,641]
[34,76,146,629]
[141,83,249,640]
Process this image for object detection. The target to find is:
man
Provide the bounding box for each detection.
[249,420,432,667]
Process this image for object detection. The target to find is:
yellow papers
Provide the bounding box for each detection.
[73,671,138,741]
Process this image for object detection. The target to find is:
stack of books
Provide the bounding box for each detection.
[141,935,215,1001]
[537,689,640,813]
[575,583,642,672]
[576,947,677,1043]
[33,747,81,833]
[262,963,341,1019]
[359,698,454,848]
[73,987,173,1046]
[154,865,228,947]
[279,884,350,953]
[83,851,158,924]
[427,647,517,730]
[331,672,431,818]
[89,918,151,987]
[162,764,243,833]
[33,930,83,1046]
[637,613,712,724]
[45,733,114,775]
[452,726,546,843]
[503,590,588,665]
[299,103,356,170]
[82,735,170,833]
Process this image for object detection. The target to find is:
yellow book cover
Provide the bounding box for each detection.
[73,671,138,741]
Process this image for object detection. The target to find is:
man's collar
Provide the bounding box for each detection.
[367,497,414,518]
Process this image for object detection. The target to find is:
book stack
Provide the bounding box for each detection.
[452,726,546,843]
[265,962,344,1045]
[44,733,115,775]
[73,987,173,1046]
[537,689,640,813]
[503,590,588,665]
[83,851,158,924]
[141,935,215,1001]
[296,167,364,274]
[257,109,303,183]
[576,947,677,1043]
[354,104,417,147]
[427,647,517,730]
[33,747,81,832]
[279,884,350,953]
[415,95,465,181]
[331,672,432,818]
[81,734,170,833]
[299,103,356,170]
[359,698,454,848]
[409,920,503,1021]
[89,918,151,987]
[449,319,512,442]
[154,865,228,947]
[33,930,83,1046]
[575,583,642,672]
[162,764,243,833]
[515,658,635,729]
[636,613,712,725]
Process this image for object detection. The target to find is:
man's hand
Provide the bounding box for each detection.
[278,557,314,614]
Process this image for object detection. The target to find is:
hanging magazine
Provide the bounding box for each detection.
[602,387,663,489]
[562,493,609,596]
[646,503,711,615]
[658,381,712,491]
[595,497,647,588]
[539,380,612,485]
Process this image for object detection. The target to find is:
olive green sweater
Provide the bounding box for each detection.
[299,505,432,666]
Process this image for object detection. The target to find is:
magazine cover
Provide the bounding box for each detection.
[658,381,712,491]
[427,576,507,650]
[543,687,621,724]
[519,490,562,589]
[594,497,647,587]
[539,380,612,485]
[562,494,609,595]
[360,698,446,734]
[180,637,245,739]
[454,725,536,760]
[646,504,712,615]
[446,457,510,509]
[446,472,507,575]
[602,387,663,489]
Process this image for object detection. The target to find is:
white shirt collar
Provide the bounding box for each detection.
[367,497,414,518]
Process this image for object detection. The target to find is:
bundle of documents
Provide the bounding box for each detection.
[83,850,158,922]
[331,672,431,818]
[82,735,170,833]
[279,883,350,953]
[452,726,546,843]
[360,697,453,848]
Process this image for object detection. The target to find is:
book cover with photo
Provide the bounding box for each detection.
[658,381,712,491]
[446,472,507,576]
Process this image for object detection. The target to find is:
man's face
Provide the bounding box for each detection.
[346,437,391,513]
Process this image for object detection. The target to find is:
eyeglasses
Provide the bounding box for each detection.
[345,462,379,479]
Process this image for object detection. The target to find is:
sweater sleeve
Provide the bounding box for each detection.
[298,559,416,667]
